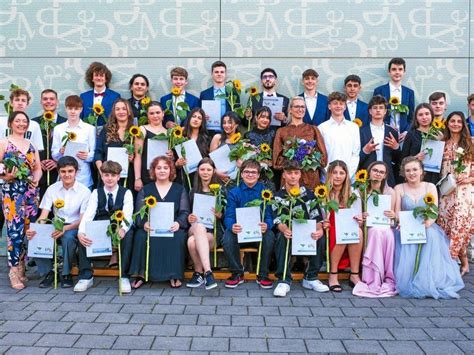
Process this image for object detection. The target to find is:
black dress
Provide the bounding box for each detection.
[129,182,190,281]
[140,128,162,186]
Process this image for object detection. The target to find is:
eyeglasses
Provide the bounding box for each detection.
[242,170,259,176]
[292,105,306,110]
[371,168,386,175]
[262,74,275,80]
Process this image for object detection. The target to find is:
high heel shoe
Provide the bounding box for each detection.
[348,271,360,288]
[328,271,343,292]
[18,259,28,283]
[9,267,25,290]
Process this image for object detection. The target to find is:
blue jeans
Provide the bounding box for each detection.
[35,229,78,277]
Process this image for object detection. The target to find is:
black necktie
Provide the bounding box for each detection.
[267,94,274,97]
[107,193,114,212]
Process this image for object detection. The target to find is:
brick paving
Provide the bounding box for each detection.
[1,258,473,354]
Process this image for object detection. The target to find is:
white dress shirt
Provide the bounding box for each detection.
[51,119,96,187]
[346,99,357,121]
[40,181,91,224]
[370,123,385,162]
[389,82,402,129]
[93,90,105,106]
[78,186,134,235]
[319,117,361,179]
[304,92,318,120]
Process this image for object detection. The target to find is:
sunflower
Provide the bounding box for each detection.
[67,131,77,141]
[113,210,125,222]
[314,184,328,199]
[260,143,271,153]
[389,96,400,106]
[233,79,242,91]
[43,111,54,121]
[141,97,151,106]
[229,132,241,144]
[145,196,157,208]
[353,118,363,128]
[355,169,368,183]
[172,126,184,139]
[54,199,65,209]
[209,183,221,192]
[289,186,301,197]
[129,125,140,137]
[261,189,273,201]
[249,86,259,96]
[432,118,445,130]
[171,87,181,96]
[423,193,435,205]
[92,103,105,116]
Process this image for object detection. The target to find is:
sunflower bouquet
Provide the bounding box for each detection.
[282,137,323,172]
[421,118,445,158]
[210,183,227,268]
[244,86,260,131]
[2,151,31,182]
[153,125,187,151]
[107,210,130,295]
[452,146,467,175]
[253,143,274,180]
[163,87,190,125]
[388,96,409,121]
[412,193,438,275]
[61,131,77,147]
[39,111,57,184]
[86,103,107,129]
[133,195,157,282]
[123,125,143,155]
[215,80,243,117]
[138,97,151,126]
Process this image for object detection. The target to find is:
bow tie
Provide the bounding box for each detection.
[94,92,105,97]
[266,93,274,97]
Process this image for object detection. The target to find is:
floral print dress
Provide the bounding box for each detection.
[2,141,39,267]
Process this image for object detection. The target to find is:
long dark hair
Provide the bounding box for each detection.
[411,103,434,130]
[220,111,240,145]
[192,158,219,193]
[443,111,472,153]
[183,108,209,156]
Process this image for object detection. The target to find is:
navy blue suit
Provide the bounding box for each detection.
[199,86,240,113]
[80,88,121,126]
[298,92,329,126]
[359,124,400,187]
[160,92,200,127]
[372,83,415,133]
[344,99,369,126]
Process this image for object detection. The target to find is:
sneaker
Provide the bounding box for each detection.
[73,277,94,292]
[224,274,244,288]
[302,279,329,293]
[186,272,204,288]
[61,275,74,288]
[204,271,218,290]
[120,278,131,293]
[39,271,55,288]
[256,277,273,289]
[273,283,290,297]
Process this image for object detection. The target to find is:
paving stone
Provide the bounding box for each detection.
[284,327,321,339]
[424,328,467,340]
[403,307,441,317]
[341,307,376,317]
[74,335,117,349]
[0,310,35,321]
[232,315,264,326]
[191,337,229,351]
[396,316,436,328]
[89,303,123,313]
[279,306,311,316]
[268,338,306,352]
[153,304,186,314]
[172,296,202,305]
[120,304,154,313]
[90,351,129,355]
[372,307,407,317]
[247,306,278,316]
[163,314,198,325]
[105,323,143,335]
[331,316,367,328]
[213,326,248,338]
[298,316,332,328]
[230,338,267,352]
[35,333,80,347]
[113,336,154,350]
[198,315,231,326]
[47,347,90,354]
[0,332,42,346]
[380,340,424,354]
[354,328,394,340]
[290,298,323,307]
[152,336,192,351]
[261,297,292,306]
[0,320,38,332]
[305,339,346,353]
[24,302,62,311]
[95,313,131,323]
[59,303,93,312]
[185,305,217,315]
[459,327,474,339]
[454,341,474,353]
[202,297,232,305]
[417,340,464,354]
[31,320,74,333]
[320,327,358,340]
[177,325,212,337]
[436,307,472,317]
[111,296,144,304]
[264,315,299,327]
[28,310,66,321]
[343,340,385,354]
[248,326,284,338]
[141,324,177,336]
[129,314,164,325]
[310,307,344,316]
[365,317,401,328]
[68,322,108,335]
[5,346,49,354]
[320,298,353,307]
[62,312,100,322]
[388,328,431,340]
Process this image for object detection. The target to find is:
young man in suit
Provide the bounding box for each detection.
[80,62,121,127]
[298,69,329,126]
[373,57,415,142]
[467,94,474,136]
[359,95,400,187]
[160,67,200,128]
[429,91,448,120]
[343,75,369,126]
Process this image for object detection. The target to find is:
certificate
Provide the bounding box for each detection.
[27,223,55,259]
[192,193,216,229]
[201,100,222,131]
[422,140,445,173]
[147,139,168,169]
[150,202,174,237]
[366,194,392,228]
[209,144,238,179]
[86,220,112,257]
[292,219,317,255]
[107,147,129,178]
[262,96,284,126]
[175,139,203,174]
[64,141,88,163]
[236,206,262,243]
[399,211,427,245]
[335,208,360,244]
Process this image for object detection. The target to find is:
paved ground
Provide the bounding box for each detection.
[0,258,474,354]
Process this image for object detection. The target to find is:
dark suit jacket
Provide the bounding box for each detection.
[199,86,240,114]
[359,124,400,187]
[247,92,289,127]
[160,92,200,126]
[298,92,329,126]
[80,88,121,126]
[373,83,415,133]
[344,99,369,126]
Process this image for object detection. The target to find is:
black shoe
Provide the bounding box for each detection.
[61,275,74,288]
[186,272,204,288]
[39,271,55,288]
[204,271,218,290]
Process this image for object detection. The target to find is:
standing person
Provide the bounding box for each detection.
[394,157,464,299]
[343,74,369,126]
[0,111,42,289]
[437,112,473,276]
[373,57,415,142]
[26,156,90,288]
[80,61,121,127]
[51,95,96,189]
[186,158,221,290]
[127,74,150,123]
[129,156,190,288]
[273,97,327,190]
[429,91,448,121]
[273,161,329,297]
[466,94,474,136]
[298,69,329,126]
[353,161,398,298]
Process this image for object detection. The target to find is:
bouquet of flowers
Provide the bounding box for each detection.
[253,143,274,180]
[215,80,244,119]
[153,125,186,150]
[85,103,107,129]
[164,87,190,125]
[282,137,323,171]
[421,118,445,158]
[452,147,467,175]
[2,151,31,182]
[107,210,130,295]
[123,125,142,155]
[138,97,151,126]
[388,96,409,116]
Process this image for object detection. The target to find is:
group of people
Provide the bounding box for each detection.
[0,58,472,299]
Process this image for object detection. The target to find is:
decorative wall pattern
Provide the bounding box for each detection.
[0,0,472,116]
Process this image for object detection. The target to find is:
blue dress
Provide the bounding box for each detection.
[394,194,464,299]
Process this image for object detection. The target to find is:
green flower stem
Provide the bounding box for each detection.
[255,200,266,276]
[325,228,330,272]
[213,219,217,269]
[118,239,122,296]
[413,243,422,276]
[46,125,50,186]
[54,239,58,289]
[282,202,293,281]
[185,170,192,191]
[145,214,150,282]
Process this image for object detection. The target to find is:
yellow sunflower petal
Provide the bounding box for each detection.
[289,187,301,197]
[261,189,273,201]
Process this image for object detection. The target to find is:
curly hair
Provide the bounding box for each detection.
[105,99,133,144]
[149,156,176,181]
[85,62,112,88]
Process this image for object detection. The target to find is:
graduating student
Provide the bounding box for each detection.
[467,94,474,136]
[128,73,150,122]
[298,69,329,126]
[76,161,134,292]
[26,157,90,289]
[343,74,369,126]
[80,61,121,126]
[429,91,448,121]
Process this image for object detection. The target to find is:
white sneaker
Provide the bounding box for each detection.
[120,278,131,293]
[73,277,94,292]
[273,283,290,297]
[302,279,329,293]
